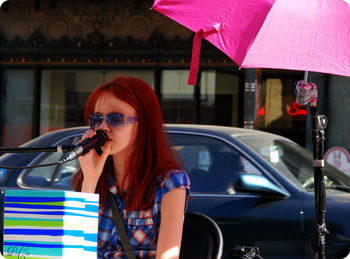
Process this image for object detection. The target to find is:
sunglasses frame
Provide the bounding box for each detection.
[88,112,138,129]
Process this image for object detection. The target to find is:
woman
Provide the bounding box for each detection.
[72,76,190,258]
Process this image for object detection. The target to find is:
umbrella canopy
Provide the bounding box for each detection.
[152,0,350,85]
[153,1,350,258]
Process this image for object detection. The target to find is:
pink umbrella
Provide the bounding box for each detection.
[152,0,350,85]
[152,0,350,258]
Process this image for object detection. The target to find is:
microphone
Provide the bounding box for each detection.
[61,130,108,162]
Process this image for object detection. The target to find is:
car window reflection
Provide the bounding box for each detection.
[171,133,262,195]
[20,135,81,189]
[238,136,350,191]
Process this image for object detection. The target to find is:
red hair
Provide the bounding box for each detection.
[72,76,181,210]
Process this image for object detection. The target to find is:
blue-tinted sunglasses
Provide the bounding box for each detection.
[88,113,138,129]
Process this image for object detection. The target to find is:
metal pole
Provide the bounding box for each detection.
[0,145,75,154]
[310,102,328,259]
[296,76,328,258]
[244,68,256,129]
[304,71,309,84]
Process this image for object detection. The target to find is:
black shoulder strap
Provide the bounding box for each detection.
[107,192,137,259]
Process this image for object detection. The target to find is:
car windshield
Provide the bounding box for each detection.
[237,135,350,192]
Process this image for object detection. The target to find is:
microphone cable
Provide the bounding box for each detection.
[0,160,68,170]
[1,130,107,169]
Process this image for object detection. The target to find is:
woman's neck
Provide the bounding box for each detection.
[112,154,128,192]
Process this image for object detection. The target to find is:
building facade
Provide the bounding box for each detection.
[1,0,349,156]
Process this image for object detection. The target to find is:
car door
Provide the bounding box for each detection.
[170,131,305,259]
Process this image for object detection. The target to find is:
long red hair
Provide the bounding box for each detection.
[72,76,181,210]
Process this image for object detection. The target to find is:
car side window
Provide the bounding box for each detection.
[20,135,81,189]
[170,133,262,194]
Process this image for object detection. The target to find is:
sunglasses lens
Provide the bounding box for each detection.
[107,113,124,127]
[89,114,104,128]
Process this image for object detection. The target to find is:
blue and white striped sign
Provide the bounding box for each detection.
[3,189,99,259]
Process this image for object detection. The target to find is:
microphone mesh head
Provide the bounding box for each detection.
[95,130,108,146]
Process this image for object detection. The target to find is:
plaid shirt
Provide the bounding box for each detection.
[97,169,190,259]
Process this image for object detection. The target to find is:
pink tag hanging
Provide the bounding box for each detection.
[187,24,222,86]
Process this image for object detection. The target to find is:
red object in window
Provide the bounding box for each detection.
[288,101,307,116]
[258,107,265,116]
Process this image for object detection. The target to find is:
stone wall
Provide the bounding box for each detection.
[0,0,231,67]
[1,1,191,43]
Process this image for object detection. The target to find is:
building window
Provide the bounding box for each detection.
[160,70,195,124]
[256,76,307,146]
[200,71,240,126]
[1,69,34,147]
[160,69,241,126]
[40,69,154,134]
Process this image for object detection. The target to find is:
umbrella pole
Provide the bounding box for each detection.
[304,71,309,83]
[297,74,328,258]
[310,101,328,259]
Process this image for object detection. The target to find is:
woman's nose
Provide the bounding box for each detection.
[97,118,110,132]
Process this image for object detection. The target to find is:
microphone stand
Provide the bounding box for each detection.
[0,145,75,154]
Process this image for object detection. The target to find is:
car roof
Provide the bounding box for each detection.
[165,124,291,142]
[14,124,292,150]
[37,124,287,140]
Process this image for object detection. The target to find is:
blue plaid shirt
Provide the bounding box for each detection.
[97,169,190,258]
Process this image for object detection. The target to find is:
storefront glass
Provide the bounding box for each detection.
[200,71,240,126]
[1,67,306,148]
[161,70,241,126]
[1,69,34,147]
[161,70,195,124]
[40,70,154,134]
[255,74,307,146]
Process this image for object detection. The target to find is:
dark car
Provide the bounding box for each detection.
[1,124,350,259]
